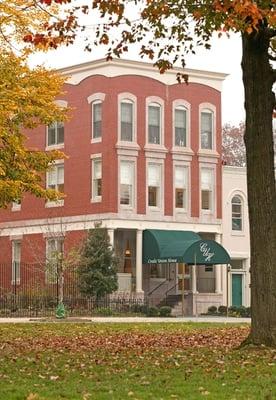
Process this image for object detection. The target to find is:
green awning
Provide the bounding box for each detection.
[142,229,231,265]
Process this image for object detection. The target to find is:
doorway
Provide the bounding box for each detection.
[231,274,243,306]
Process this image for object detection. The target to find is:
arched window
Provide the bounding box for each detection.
[174,106,187,147]
[92,100,102,140]
[120,100,134,141]
[148,102,161,144]
[200,108,214,150]
[232,195,242,231]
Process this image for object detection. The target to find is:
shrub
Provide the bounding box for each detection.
[207,305,217,314]
[245,307,251,317]
[218,305,228,315]
[147,306,159,317]
[159,306,172,317]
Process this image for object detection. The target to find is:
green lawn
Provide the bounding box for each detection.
[0,323,275,400]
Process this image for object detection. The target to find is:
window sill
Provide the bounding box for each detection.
[11,206,21,212]
[46,144,64,151]
[45,200,64,208]
[91,137,102,144]
[175,208,188,213]
[91,197,102,203]
[231,230,245,237]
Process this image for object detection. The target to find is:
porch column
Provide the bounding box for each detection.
[215,233,222,293]
[108,228,114,249]
[136,229,143,293]
[192,264,197,293]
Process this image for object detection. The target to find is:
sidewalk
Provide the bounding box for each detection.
[0,316,251,323]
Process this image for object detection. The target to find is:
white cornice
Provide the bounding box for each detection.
[59,58,228,92]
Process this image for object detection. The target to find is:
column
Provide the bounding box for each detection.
[107,228,114,248]
[215,233,222,293]
[192,264,197,293]
[136,229,143,293]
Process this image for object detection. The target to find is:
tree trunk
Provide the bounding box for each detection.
[241,30,276,346]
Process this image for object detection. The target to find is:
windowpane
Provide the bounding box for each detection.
[175,166,187,209]
[232,196,242,231]
[120,161,134,206]
[201,190,211,210]
[47,122,64,146]
[57,122,64,144]
[175,188,185,208]
[175,108,186,147]
[93,102,102,139]
[47,164,64,193]
[121,102,133,141]
[148,186,158,207]
[201,111,213,149]
[148,105,160,144]
[92,159,102,199]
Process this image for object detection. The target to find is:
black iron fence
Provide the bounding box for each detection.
[0,263,148,317]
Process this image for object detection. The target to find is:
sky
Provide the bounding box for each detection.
[31,31,245,126]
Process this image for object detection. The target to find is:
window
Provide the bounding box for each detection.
[120,161,134,206]
[175,166,188,209]
[175,107,187,147]
[12,241,21,284]
[120,101,133,141]
[92,101,102,140]
[47,164,64,193]
[148,164,161,207]
[148,104,161,144]
[232,195,242,231]
[201,110,213,149]
[92,159,102,201]
[47,122,64,147]
[46,238,64,284]
[201,169,213,211]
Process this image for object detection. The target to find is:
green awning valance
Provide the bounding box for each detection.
[142,229,231,265]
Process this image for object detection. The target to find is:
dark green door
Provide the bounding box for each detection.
[232,274,243,306]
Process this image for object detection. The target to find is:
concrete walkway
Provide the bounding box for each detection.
[0,316,251,323]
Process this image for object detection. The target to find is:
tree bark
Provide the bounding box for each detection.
[241,30,276,346]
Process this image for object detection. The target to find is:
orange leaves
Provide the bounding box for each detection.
[212,0,275,34]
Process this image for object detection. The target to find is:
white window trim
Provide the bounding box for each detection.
[172,99,192,151]
[145,96,165,149]
[87,93,105,143]
[200,165,216,215]
[146,159,164,214]
[91,154,102,203]
[117,93,137,145]
[118,157,137,212]
[198,103,217,154]
[46,160,64,208]
[173,162,190,216]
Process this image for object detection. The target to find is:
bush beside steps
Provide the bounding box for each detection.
[206,305,251,317]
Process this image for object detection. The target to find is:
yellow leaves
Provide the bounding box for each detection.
[0,52,68,207]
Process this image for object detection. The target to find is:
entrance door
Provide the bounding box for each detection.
[232,274,243,306]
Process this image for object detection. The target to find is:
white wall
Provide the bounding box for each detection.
[222,166,250,306]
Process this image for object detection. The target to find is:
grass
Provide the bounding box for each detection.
[0,323,275,399]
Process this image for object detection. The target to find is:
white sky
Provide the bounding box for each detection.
[30,32,245,126]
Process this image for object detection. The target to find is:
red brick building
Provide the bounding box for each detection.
[0,59,229,314]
